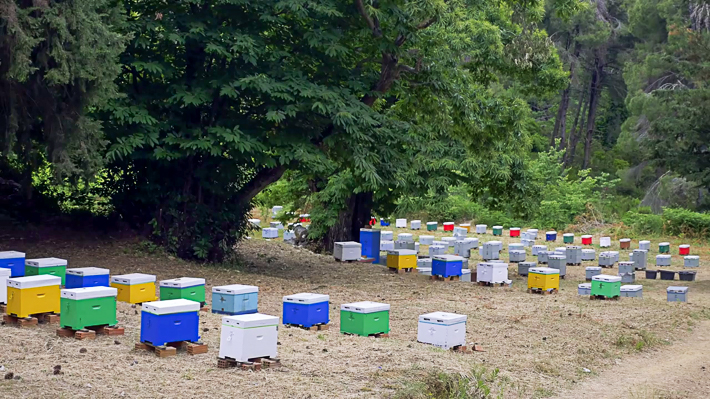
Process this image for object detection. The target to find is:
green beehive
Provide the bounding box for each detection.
[159,277,206,304]
[563,233,574,244]
[60,287,118,330]
[426,222,438,231]
[492,226,503,236]
[340,301,390,336]
[25,258,67,285]
[659,242,670,254]
[590,275,621,298]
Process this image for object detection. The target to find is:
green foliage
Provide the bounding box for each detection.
[624,208,710,238]
[622,211,663,235]
[395,367,506,399]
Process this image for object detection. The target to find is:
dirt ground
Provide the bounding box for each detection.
[0,224,708,398]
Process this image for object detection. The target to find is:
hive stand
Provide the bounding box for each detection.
[388,267,415,274]
[342,332,389,338]
[590,295,619,301]
[3,312,60,327]
[527,287,558,295]
[56,325,125,340]
[135,340,208,357]
[284,323,330,332]
[217,356,282,370]
[430,275,460,282]
[477,281,508,287]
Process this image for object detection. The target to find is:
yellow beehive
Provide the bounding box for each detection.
[110,273,157,304]
[386,250,417,270]
[460,223,471,232]
[527,267,560,291]
[7,275,61,318]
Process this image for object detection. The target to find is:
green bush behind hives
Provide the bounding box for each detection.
[623,208,710,238]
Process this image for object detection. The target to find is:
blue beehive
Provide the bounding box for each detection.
[359,228,381,263]
[546,231,557,242]
[432,255,464,278]
[0,251,26,277]
[140,299,200,346]
[211,284,258,315]
[65,267,110,289]
[379,218,390,227]
[282,293,330,328]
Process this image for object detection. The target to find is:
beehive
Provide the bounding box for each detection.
[219,313,279,362]
[394,240,415,251]
[508,243,524,253]
[110,274,157,304]
[461,269,472,282]
[656,255,671,267]
[545,231,557,242]
[395,219,407,228]
[283,230,296,241]
[599,237,611,248]
[492,241,503,252]
[441,237,456,247]
[432,255,463,278]
[211,284,258,315]
[0,268,9,304]
[381,231,394,241]
[679,245,690,255]
[599,252,615,267]
[419,235,434,245]
[666,286,688,302]
[0,251,25,277]
[518,262,535,276]
[334,241,362,261]
[527,229,539,239]
[282,293,329,328]
[426,222,438,231]
[684,256,699,268]
[532,245,547,256]
[160,277,206,304]
[453,227,468,239]
[620,272,635,283]
[563,233,574,244]
[659,242,670,254]
[429,245,446,256]
[397,233,414,243]
[140,299,200,346]
[548,255,566,278]
[7,275,61,318]
[492,226,503,236]
[630,249,648,270]
[443,222,455,232]
[453,240,476,258]
[25,258,67,286]
[272,205,283,216]
[527,267,560,292]
[591,275,621,298]
[609,251,620,263]
[299,214,310,222]
[248,219,260,227]
[417,258,432,268]
[521,239,534,247]
[340,301,390,336]
[479,242,500,261]
[585,266,601,281]
[262,228,278,239]
[417,267,432,276]
[620,285,643,298]
[387,249,417,270]
[578,283,591,296]
[582,249,596,261]
[477,262,508,284]
[565,246,582,265]
[618,262,634,274]
[581,235,593,245]
[411,220,422,230]
[359,229,381,263]
[619,238,631,249]
[475,224,487,234]
[417,312,467,349]
[380,240,395,251]
[509,227,521,237]
[509,250,526,263]
[60,287,118,330]
[460,223,471,232]
[65,267,110,289]
[639,240,651,251]
[269,221,284,230]
[537,251,552,264]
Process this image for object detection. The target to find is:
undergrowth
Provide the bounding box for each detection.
[395,367,507,399]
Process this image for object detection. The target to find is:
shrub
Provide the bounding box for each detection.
[622,212,663,235]
[663,208,710,238]
[395,367,506,399]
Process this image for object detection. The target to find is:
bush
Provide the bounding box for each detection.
[622,212,663,235]
[395,367,506,399]
[663,208,710,238]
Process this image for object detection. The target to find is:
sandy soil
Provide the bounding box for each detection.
[0,225,708,398]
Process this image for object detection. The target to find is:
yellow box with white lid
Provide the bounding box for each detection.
[386,249,417,270]
[7,275,61,318]
[110,273,157,304]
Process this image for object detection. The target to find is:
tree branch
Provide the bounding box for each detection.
[355,0,381,37]
[398,64,417,74]
[417,17,437,30]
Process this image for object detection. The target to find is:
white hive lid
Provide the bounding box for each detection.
[685,255,699,260]
[639,240,650,244]
[432,241,447,246]
[159,277,205,288]
[492,225,503,229]
[263,227,278,232]
[582,249,595,253]
[223,313,279,328]
[61,286,117,300]
[0,251,25,259]
[667,286,688,293]
[563,233,574,237]
[418,312,467,325]
[620,238,631,242]
[520,262,536,266]
[387,249,416,256]
[8,275,61,289]
[476,224,486,227]
[679,244,690,248]
[510,227,520,231]
[111,273,156,285]
[66,267,110,276]
[283,293,329,304]
[443,222,454,225]
[582,235,593,238]
[426,222,437,225]
[418,235,434,239]
[441,237,456,242]
[659,242,670,246]
[433,255,464,262]
[549,255,566,260]
[460,223,470,226]
[481,262,508,269]
[341,301,390,314]
[417,267,432,273]
[592,275,621,283]
[0,268,9,276]
[212,284,258,295]
[546,231,556,234]
[530,267,559,275]
[567,245,581,250]
[248,218,260,223]
[463,237,478,242]
[430,245,446,250]
[462,269,471,275]
[634,249,648,253]
[142,299,200,315]
[398,233,413,238]
[620,285,643,292]
[489,241,502,245]
[578,283,591,289]
[335,241,361,248]
[25,258,67,268]
[608,251,619,255]
[412,220,421,223]
[382,230,393,235]
[533,245,547,248]
[657,254,671,259]
[586,266,602,271]
[396,218,406,222]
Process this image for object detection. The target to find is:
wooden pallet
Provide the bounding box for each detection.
[342,332,389,338]
[0,304,5,313]
[590,295,620,301]
[135,341,208,357]
[567,263,582,266]
[3,312,60,327]
[217,356,282,370]
[528,288,558,295]
[285,323,329,332]
[477,281,507,287]
[56,325,125,340]
[431,275,460,282]
[388,267,414,274]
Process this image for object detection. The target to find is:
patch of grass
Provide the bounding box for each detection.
[317,334,326,341]
[532,387,554,398]
[615,330,660,352]
[395,367,506,399]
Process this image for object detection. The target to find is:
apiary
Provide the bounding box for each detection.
[340,301,390,336]
[159,277,206,304]
[620,285,643,298]
[334,241,362,261]
[582,249,596,261]
[666,286,688,302]
[417,312,467,349]
[60,286,118,330]
[656,254,671,267]
[477,262,509,284]
[684,256,699,268]
[25,258,67,286]
[110,274,157,304]
[6,275,61,318]
[211,284,258,315]
[65,267,110,289]
[0,251,25,277]
[585,266,601,281]
[282,293,329,328]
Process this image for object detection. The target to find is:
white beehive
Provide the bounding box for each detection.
[639,240,651,251]
[479,242,500,261]
[417,312,467,349]
[441,237,456,247]
[532,245,547,256]
[475,224,487,234]
[565,246,582,265]
[492,241,503,252]
[461,269,472,282]
[453,240,475,258]
[453,227,468,239]
[0,268,10,304]
[394,240,415,250]
[464,237,479,248]
[508,243,524,253]
[537,251,552,264]
[380,240,395,251]
[630,250,648,270]
[417,258,432,268]
[417,267,432,276]
[270,221,284,230]
[248,219,261,227]
[381,231,394,241]
[477,262,508,284]
[219,313,279,362]
[432,240,447,248]
[397,233,414,243]
[618,262,634,274]
[527,229,539,239]
[684,255,699,268]
[262,228,278,239]
[411,220,421,230]
[599,252,615,267]
[395,219,407,228]
[419,235,434,245]
[582,249,596,261]
[578,283,591,295]
[283,230,296,241]
[621,285,643,298]
[509,250,526,263]
[429,245,446,256]
[272,206,283,216]
[609,251,620,263]
[521,239,534,247]
[599,237,611,248]
[585,266,601,281]
[656,254,671,267]
[333,241,362,261]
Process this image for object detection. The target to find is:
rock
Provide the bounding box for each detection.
[4,372,13,380]
[583,368,591,373]
[322,349,328,353]
[114,340,121,345]
[79,348,87,354]
[203,328,209,332]
[53,365,62,375]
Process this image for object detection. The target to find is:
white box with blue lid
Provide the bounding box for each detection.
[140,299,201,346]
[212,284,258,315]
[417,312,467,349]
[219,313,279,362]
[282,293,329,328]
[0,251,25,277]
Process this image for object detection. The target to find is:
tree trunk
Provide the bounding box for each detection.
[564,88,587,164]
[550,34,578,149]
[322,191,373,252]
[564,88,589,167]
[582,51,605,169]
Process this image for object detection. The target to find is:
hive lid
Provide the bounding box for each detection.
[581,235,593,238]
[61,286,117,300]
[667,286,689,293]
[462,269,471,275]
[566,246,581,250]
[283,292,329,304]
[397,233,413,238]
[8,275,62,289]
[659,242,670,246]
[489,241,502,245]
[441,237,456,242]
[684,255,699,260]
[159,277,206,288]
[341,301,390,313]
[529,267,559,275]
[479,262,508,269]
[432,241,447,246]
[223,313,279,328]
[656,255,671,259]
[563,233,574,237]
[679,244,690,248]
[0,268,9,276]
[142,299,200,315]
[492,225,503,229]
[546,231,557,234]
[335,241,361,248]
[582,249,596,253]
[620,238,631,242]
[418,235,434,239]
[619,262,634,266]
[509,243,524,249]
[111,273,156,285]
[532,245,547,249]
[639,240,650,244]
[25,258,67,268]
[381,230,393,234]
[510,227,521,231]
[0,251,25,259]
[426,222,437,225]
[476,224,487,227]
[66,267,110,276]
[396,218,407,222]
[549,255,566,260]
[212,284,258,295]
[412,220,421,223]
[443,222,455,226]
[633,249,648,253]
[578,283,591,289]
[387,249,416,256]
[519,262,536,266]
[585,267,602,271]
[620,285,643,292]
[460,223,470,227]
[433,255,464,262]
[418,312,467,325]
[592,275,621,283]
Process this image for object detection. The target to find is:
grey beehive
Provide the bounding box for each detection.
[509,250,526,263]
[684,255,699,268]
[618,261,634,274]
[537,251,552,264]
[395,240,415,250]
[656,254,671,267]
[565,246,582,265]
[532,245,547,256]
[667,286,688,302]
[621,285,643,298]
[620,272,635,283]
[518,262,535,276]
[630,249,648,270]
[548,255,567,277]
[581,249,596,261]
[585,266,601,281]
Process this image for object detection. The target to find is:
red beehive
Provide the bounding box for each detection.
[510,228,520,237]
[582,235,592,245]
[443,222,454,232]
[679,245,690,255]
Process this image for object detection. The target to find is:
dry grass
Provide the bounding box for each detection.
[0,223,708,398]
